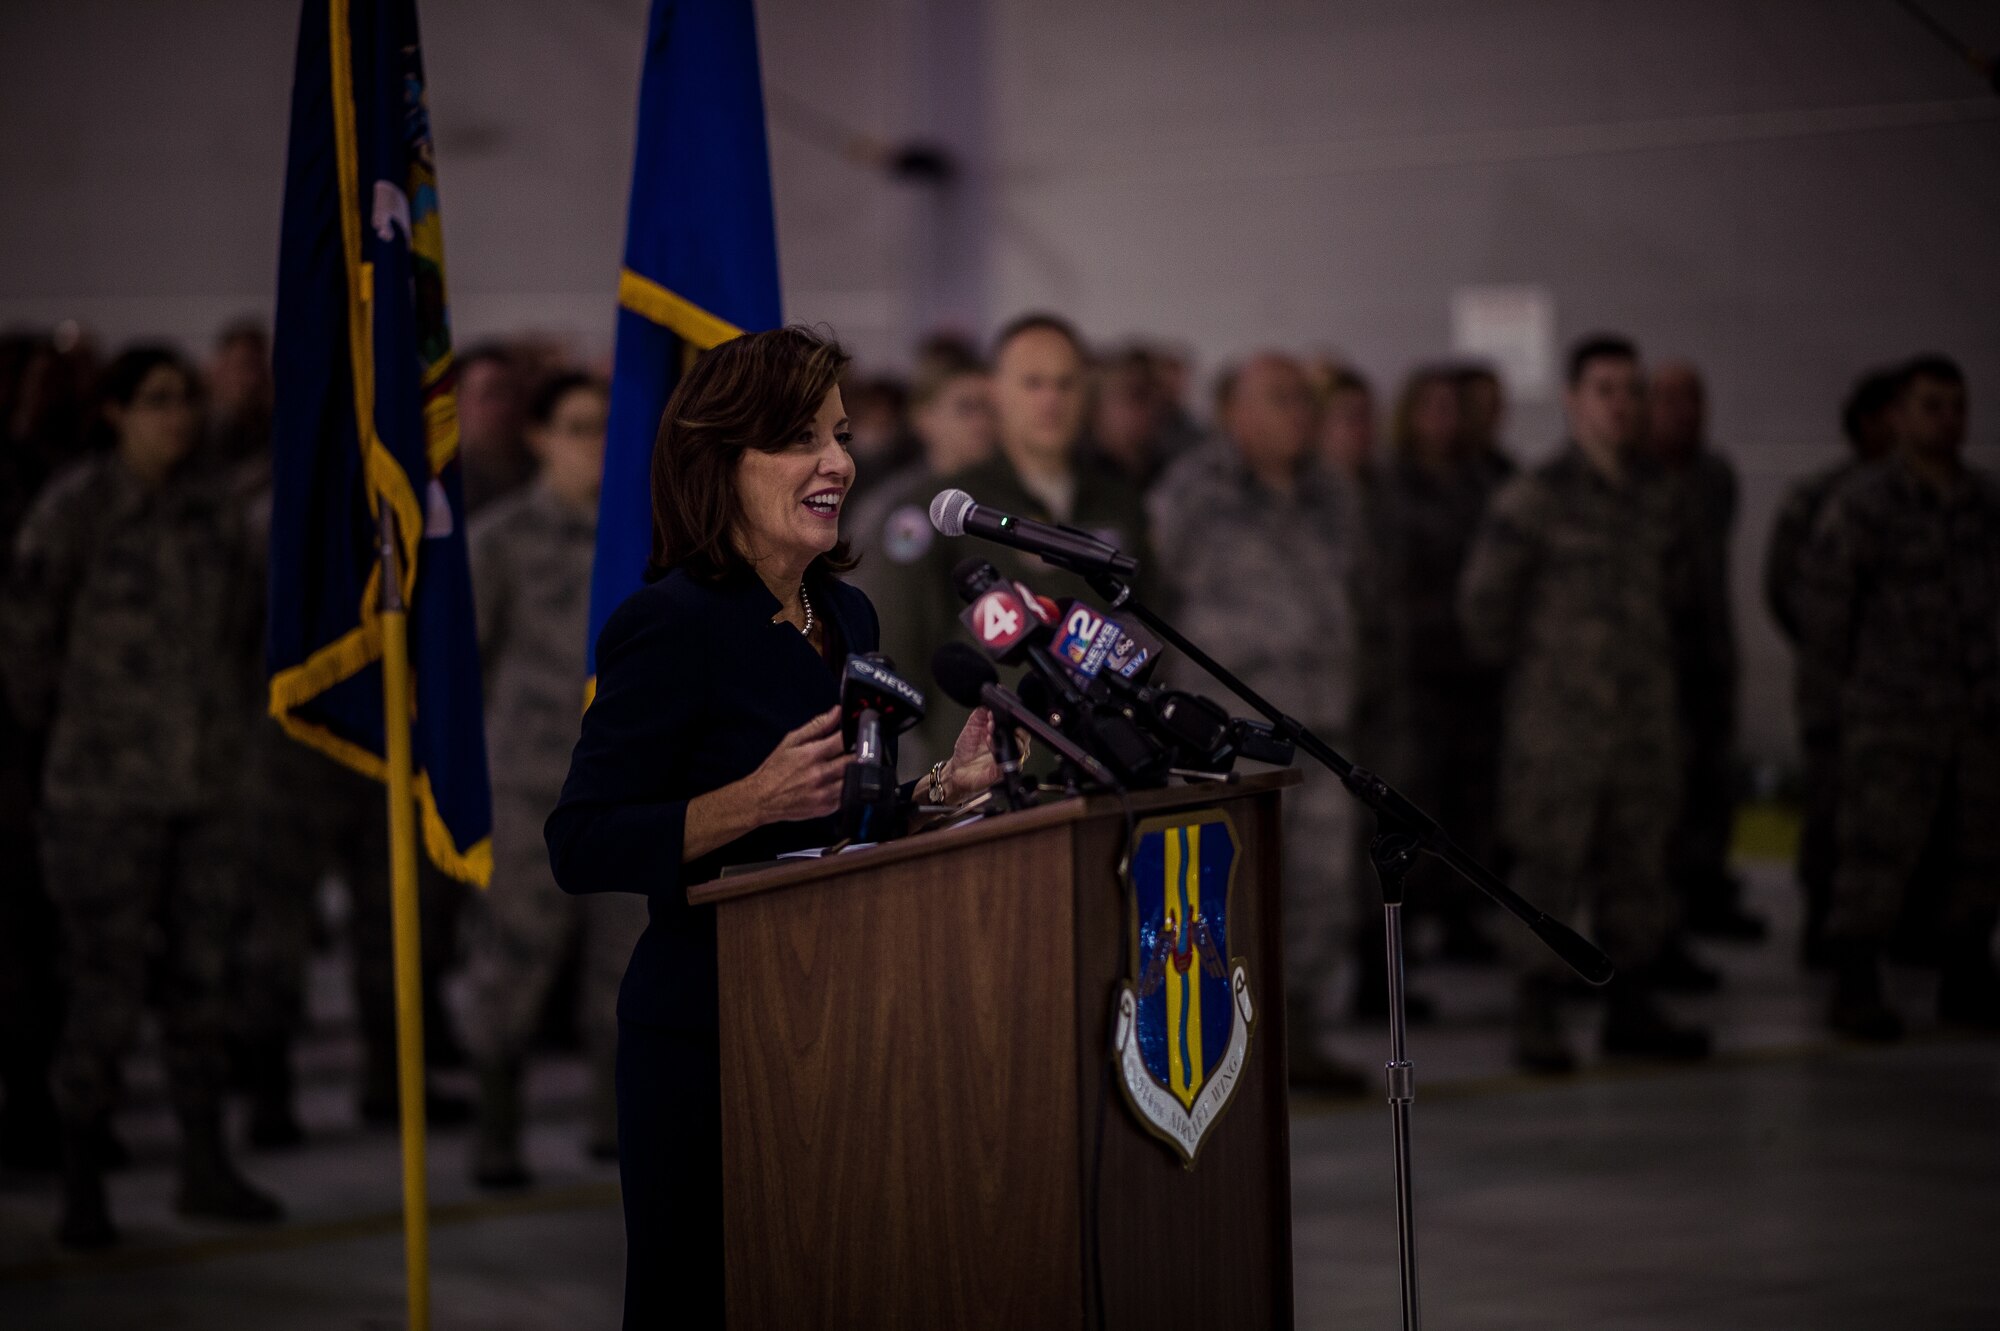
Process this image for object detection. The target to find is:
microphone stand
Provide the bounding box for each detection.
[986,710,1030,811]
[1084,567,1612,1331]
[978,680,1121,795]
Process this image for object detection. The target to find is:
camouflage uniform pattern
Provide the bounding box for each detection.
[1458,447,1697,975]
[0,456,261,1119]
[233,720,398,1042]
[1796,456,2000,943]
[463,484,644,1066]
[1763,457,1871,906]
[0,457,259,811]
[39,813,237,1118]
[0,449,59,1148]
[1666,449,1741,905]
[871,451,1160,768]
[1366,454,1509,880]
[227,459,410,1052]
[1149,443,1376,1011]
[846,461,949,774]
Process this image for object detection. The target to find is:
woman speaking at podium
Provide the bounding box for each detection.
[546,325,1000,1328]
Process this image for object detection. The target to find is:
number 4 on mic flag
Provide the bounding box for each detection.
[962,587,1029,654]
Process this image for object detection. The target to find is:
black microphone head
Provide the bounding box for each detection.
[950,556,1002,603]
[932,642,998,709]
[1015,670,1055,719]
[929,488,975,537]
[1154,690,1230,757]
[842,654,926,746]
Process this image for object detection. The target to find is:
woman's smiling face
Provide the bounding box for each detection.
[732,386,855,576]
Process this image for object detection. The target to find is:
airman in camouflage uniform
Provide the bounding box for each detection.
[227,453,464,1145]
[1762,369,1900,965]
[0,346,279,1245]
[1150,353,1375,1094]
[1796,357,2000,1039]
[463,375,644,1185]
[1368,367,1509,973]
[1646,362,1758,942]
[871,316,1158,767]
[849,459,955,777]
[847,348,994,775]
[0,336,66,1171]
[1459,336,1711,1073]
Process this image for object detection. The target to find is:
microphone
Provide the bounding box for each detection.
[959,557,1061,629]
[931,643,1120,793]
[841,653,926,751]
[949,559,1166,783]
[951,557,1058,662]
[951,559,1278,783]
[930,488,1140,578]
[1043,597,1163,685]
[839,654,925,840]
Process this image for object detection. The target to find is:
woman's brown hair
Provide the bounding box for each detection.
[647,324,855,582]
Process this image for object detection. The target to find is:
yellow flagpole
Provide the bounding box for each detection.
[376,506,431,1331]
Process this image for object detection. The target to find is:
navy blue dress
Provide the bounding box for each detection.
[546,562,880,1329]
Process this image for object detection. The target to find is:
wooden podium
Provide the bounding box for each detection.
[688,770,1301,1329]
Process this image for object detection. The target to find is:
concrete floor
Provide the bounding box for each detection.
[2,860,1997,1329]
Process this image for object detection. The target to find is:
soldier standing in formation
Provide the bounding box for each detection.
[456,343,534,517]
[1798,356,2000,1039]
[1083,344,1173,488]
[1369,366,1507,977]
[1459,335,1712,1074]
[1150,353,1376,1093]
[1454,364,1516,489]
[1762,368,1901,967]
[1314,366,1377,492]
[886,314,1158,761]
[0,346,281,1247]
[231,407,468,1140]
[0,331,85,1173]
[1646,360,1761,944]
[462,373,646,1186]
[846,345,995,774]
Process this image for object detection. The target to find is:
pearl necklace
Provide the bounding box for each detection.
[798,582,813,638]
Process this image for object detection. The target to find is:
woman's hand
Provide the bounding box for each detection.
[683,706,847,861]
[940,707,1004,803]
[748,705,849,822]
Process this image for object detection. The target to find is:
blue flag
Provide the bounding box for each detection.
[588,0,784,680]
[267,0,492,886]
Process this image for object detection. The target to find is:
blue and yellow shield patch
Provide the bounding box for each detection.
[1112,810,1256,1166]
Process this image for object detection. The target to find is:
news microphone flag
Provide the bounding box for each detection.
[588,0,783,684]
[267,0,491,888]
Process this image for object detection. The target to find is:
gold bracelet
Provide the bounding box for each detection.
[927,759,951,805]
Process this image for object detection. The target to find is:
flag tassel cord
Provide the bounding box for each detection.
[375,505,431,1331]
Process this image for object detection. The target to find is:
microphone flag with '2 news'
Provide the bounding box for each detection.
[586,0,781,692]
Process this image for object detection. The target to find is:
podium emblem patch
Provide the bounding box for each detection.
[1113,810,1255,1167]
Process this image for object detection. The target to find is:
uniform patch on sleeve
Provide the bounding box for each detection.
[883,504,934,563]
